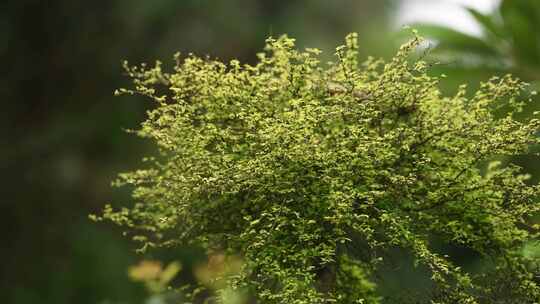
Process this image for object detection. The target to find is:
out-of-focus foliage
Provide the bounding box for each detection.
[413,0,540,88]
[1,1,396,303]
[124,255,248,304]
[98,33,540,303]
[128,260,182,294]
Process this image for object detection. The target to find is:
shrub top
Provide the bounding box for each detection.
[96,33,540,303]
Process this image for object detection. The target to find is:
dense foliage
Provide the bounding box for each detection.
[97,33,540,303]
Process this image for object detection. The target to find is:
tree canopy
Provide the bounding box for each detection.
[95,33,540,303]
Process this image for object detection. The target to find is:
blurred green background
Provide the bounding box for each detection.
[4,0,540,303]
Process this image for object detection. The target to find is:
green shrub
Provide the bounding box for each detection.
[95,32,540,303]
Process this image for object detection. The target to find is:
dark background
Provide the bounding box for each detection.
[4,1,540,303]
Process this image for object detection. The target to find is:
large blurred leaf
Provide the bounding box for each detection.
[465,7,505,41]
[415,1,540,81]
[500,0,540,67]
[412,24,498,57]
